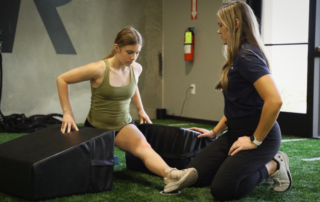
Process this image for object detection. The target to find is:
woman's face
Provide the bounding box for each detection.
[116,44,141,66]
[217,18,229,45]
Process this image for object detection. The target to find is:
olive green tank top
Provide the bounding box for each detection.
[87,59,136,131]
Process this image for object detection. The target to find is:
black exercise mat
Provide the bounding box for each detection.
[0,124,115,201]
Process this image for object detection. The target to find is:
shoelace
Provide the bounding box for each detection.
[164,168,179,186]
[274,178,282,187]
[165,168,177,174]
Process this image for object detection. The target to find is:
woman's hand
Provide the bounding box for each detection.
[228,136,257,156]
[61,112,79,133]
[188,127,217,139]
[138,109,152,124]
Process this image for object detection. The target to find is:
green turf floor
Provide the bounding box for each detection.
[0,119,319,202]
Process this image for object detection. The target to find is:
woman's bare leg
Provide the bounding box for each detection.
[115,124,170,177]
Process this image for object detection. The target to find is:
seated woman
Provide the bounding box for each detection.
[56,27,198,193]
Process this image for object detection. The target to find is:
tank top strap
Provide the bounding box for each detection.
[130,65,136,84]
[103,59,110,83]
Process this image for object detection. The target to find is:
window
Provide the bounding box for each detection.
[261,0,310,113]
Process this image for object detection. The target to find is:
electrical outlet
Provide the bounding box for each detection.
[191,84,196,94]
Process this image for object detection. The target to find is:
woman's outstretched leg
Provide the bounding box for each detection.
[115,124,198,192]
[115,124,170,176]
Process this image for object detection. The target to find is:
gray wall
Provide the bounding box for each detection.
[163,0,225,121]
[2,0,163,123]
[3,0,230,124]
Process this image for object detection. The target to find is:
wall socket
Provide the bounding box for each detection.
[191,84,196,94]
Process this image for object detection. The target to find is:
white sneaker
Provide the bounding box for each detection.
[270,151,292,191]
[163,168,198,193]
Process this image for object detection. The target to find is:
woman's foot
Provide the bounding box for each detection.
[163,168,198,193]
[269,151,292,191]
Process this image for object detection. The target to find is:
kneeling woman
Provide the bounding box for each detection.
[56,27,197,193]
[188,1,292,201]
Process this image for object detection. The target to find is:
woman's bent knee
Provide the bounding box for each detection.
[138,139,152,150]
[211,182,238,201]
[211,183,224,201]
[131,139,152,156]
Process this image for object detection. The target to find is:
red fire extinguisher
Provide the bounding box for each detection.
[184,27,195,61]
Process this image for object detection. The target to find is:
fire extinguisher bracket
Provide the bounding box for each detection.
[184,27,195,61]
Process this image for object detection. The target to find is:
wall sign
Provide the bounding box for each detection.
[34,0,76,54]
[0,0,21,53]
[0,0,76,54]
[191,0,197,20]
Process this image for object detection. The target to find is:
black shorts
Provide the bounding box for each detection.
[84,119,136,136]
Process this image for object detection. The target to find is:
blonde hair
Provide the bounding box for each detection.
[215,1,269,92]
[104,27,143,59]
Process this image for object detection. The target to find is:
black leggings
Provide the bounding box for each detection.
[188,115,281,201]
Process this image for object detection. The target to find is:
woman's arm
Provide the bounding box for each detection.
[131,87,152,124]
[229,74,282,155]
[130,62,152,124]
[189,115,228,139]
[252,74,282,141]
[56,60,105,133]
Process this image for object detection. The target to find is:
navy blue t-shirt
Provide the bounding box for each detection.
[223,43,270,119]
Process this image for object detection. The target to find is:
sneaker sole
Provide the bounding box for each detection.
[163,168,198,193]
[274,151,293,191]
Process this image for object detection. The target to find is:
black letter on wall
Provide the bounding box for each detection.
[0,0,21,53]
[34,0,76,54]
